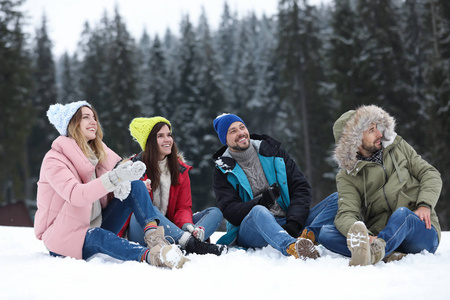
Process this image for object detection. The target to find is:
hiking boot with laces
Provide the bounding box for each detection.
[347,221,370,266]
[286,237,320,260]
[300,228,317,245]
[145,226,189,269]
[383,251,407,263]
[370,238,386,264]
[184,235,228,256]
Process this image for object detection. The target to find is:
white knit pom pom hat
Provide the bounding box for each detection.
[47,101,91,136]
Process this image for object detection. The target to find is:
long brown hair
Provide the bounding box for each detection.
[142,122,180,190]
[67,105,107,163]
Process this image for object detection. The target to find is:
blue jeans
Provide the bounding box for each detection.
[237,192,338,256]
[128,206,223,246]
[82,180,159,261]
[319,207,439,257]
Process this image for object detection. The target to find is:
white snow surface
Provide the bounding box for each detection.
[1,226,449,300]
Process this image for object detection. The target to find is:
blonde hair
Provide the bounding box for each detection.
[67,105,107,163]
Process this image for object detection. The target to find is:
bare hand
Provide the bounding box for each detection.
[415,206,431,229]
[369,235,377,243]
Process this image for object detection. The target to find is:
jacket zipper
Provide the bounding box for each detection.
[381,164,393,213]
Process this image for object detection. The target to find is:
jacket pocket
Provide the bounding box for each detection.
[397,191,415,210]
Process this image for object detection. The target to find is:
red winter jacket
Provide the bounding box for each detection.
[132,154,194,228]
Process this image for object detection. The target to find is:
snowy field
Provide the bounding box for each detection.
[1,226,449,300]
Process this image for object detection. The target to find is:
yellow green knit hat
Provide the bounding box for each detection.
[129,117,172,151]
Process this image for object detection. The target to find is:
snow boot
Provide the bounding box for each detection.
[183,235,228,256]
[299,228,317,245]
[370,238,386,264]
[286,237,320,260]
[347,221,371,266]
[145,226,189,269]
[383,251,407,263]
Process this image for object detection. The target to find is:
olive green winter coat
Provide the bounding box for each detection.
[333,105,442,241]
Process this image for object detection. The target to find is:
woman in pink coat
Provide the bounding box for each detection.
[34,101,188,269]
[126,117,226,256]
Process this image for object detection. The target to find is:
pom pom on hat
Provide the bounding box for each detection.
[213,113,245,145]
[130,117,171,151]
[47,101,91,136]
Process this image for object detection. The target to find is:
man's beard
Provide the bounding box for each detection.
[229,142,250,152]
[361,140,382,155]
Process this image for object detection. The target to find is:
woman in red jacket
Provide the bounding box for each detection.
[127,117,226,256]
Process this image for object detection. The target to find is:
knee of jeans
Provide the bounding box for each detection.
[208,207,223,219]
[318,225,335,244]
[131,180,146,191]
[249,205,271,218]
[392,207,412,219]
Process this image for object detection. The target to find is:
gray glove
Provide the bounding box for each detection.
[109,161,146,185]
[182,223,206,242]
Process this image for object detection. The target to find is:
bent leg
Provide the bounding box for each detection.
[128,206,185,246]
[82,227,148,262]
[237,205,295,256]
[378,207,439,256]
[193,207,223,240]
[305,192,339,242]
[102,180,159,234]
[319,225,351,257]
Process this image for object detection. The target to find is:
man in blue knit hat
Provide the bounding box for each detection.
[212,113,338,259]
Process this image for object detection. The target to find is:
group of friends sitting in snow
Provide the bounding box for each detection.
[34,101,442,269]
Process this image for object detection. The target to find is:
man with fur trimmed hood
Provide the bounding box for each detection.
[319,105,442,266]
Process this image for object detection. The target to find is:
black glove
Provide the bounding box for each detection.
[282,221,301,238]
[258,183,280,209]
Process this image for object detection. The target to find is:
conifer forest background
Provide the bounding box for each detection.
[1,0,449,229]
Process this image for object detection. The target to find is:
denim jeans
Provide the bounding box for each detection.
[128,207,223,246]
[319,207,439,257]
[237,192,339,256]
[82,180,159,261]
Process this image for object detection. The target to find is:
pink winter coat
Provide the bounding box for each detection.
[34,136,121,259]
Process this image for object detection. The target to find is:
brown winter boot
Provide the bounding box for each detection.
[383,251,407,263]
[145,226,189,269]
[299,228,317,245]
[286,238,320,260]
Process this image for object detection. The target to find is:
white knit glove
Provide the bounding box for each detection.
[109,161,146,185]
[113,181,131,201]
[182,223,205,242]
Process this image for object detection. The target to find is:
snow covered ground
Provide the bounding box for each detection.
[1,226,449,300]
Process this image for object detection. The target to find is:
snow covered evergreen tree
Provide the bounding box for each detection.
[28,14,58,188]
[0,0,34,202]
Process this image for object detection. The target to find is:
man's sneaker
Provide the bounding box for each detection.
[184,235,228,256]
[383,251,406,263]
[300,228,317,245]
[145,226,189,269]
[286,238,320,260]
[370,238,386,264]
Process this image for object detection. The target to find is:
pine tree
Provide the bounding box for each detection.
[191,9,226,210]
[170,15,200,158]
[0,0,34,202]
[423,0,450,229]
[78,18,111,112]
[59,52,80,103]
[104,7,139,154]
[214,2,238,107]
[147,35,170,117]
[27,14,58,189]
[136,29,152,118]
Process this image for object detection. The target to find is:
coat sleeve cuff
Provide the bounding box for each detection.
[100,172,116,192]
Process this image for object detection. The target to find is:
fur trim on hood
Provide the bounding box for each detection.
[333,105,397,172]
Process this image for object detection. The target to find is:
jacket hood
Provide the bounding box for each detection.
[333,105,397,172]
